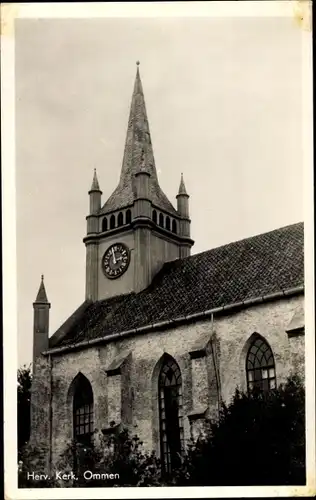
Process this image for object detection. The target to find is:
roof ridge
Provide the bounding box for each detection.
[178,221,304,264]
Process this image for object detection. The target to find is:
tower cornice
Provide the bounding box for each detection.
[83,219,194,247]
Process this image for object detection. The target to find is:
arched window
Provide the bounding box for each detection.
[172,220,177,234]
[102,217,108,232]
[158,355,184,474]
[152,210,157,224]
[110,214,115,230]
[166,216,170,231]
[126,209,132,225]
[159,213,164,228]
[246,336,276,392]
[72,374,94,446]
[117,212,124,227]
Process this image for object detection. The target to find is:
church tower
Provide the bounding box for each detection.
[83,63,194,301]
[33,275,50,364]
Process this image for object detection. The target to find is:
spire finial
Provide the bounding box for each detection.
[90,168,101,192]
[178,172,188,196]
[136,60,140,66]
[35,274,49,303]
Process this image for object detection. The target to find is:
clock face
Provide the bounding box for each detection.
[102,243,130,279]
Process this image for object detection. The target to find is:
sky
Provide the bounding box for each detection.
[15,15,304,367]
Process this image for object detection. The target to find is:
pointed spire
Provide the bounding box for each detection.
[178,173,188,196]
[34,275,49,304]
[100,63,177,216]
[90,168,101,192]
[123,61,155,177]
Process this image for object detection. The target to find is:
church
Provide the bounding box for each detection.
[30,63,305,475]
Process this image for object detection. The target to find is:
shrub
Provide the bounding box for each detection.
[175,375,305,486]
[17,374,305,488]
[17,365,32,457]
[54,426,163,487]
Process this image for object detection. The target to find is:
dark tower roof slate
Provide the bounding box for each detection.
[177,173,188,196]
[100,63,177,216]
[34,275,49,304]
[90,168,101,192]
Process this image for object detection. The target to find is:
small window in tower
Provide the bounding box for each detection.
[166,216,171,231]
[110,214,116,229]
[126,209,132,225]
[152,210,157,224]
[102,218,108,232]
[159,213,164,228]
[172,220,177,234]
[118,212,124,227]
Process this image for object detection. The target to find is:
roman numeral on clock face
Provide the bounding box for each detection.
[102,243,130,279]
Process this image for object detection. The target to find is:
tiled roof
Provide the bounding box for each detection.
[100,65,177,216]
[49,222,304,349]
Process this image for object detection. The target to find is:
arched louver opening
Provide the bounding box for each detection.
[102,217,108,232]
[166,216,171,231]
[159,213,164,228]
[246,336,276,392]
[152,210,157,224]
[117,212,124,227]
[172,220,177,234]
[158,355,184,474]
[126,209,132,225]
[110,214,116,230]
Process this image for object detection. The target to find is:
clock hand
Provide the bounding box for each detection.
[111,248,116,264]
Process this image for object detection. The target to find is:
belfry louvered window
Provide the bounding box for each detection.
[102,217,108,232]
[117,212,124,227]
[246,336,276,392]
[159,213,164,228]
[110,214,115,229]
[126,209,132,224]
[158,356,184,474]
[73,374,94,445]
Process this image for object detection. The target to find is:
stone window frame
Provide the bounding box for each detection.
[67,372,94,445]
[240,332,277,394]
[151,353,187,465]
[246,335,276,392]
[158,355,184,474]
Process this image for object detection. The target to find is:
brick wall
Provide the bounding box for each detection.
[29,355,52,470]
[31,294,304,469]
